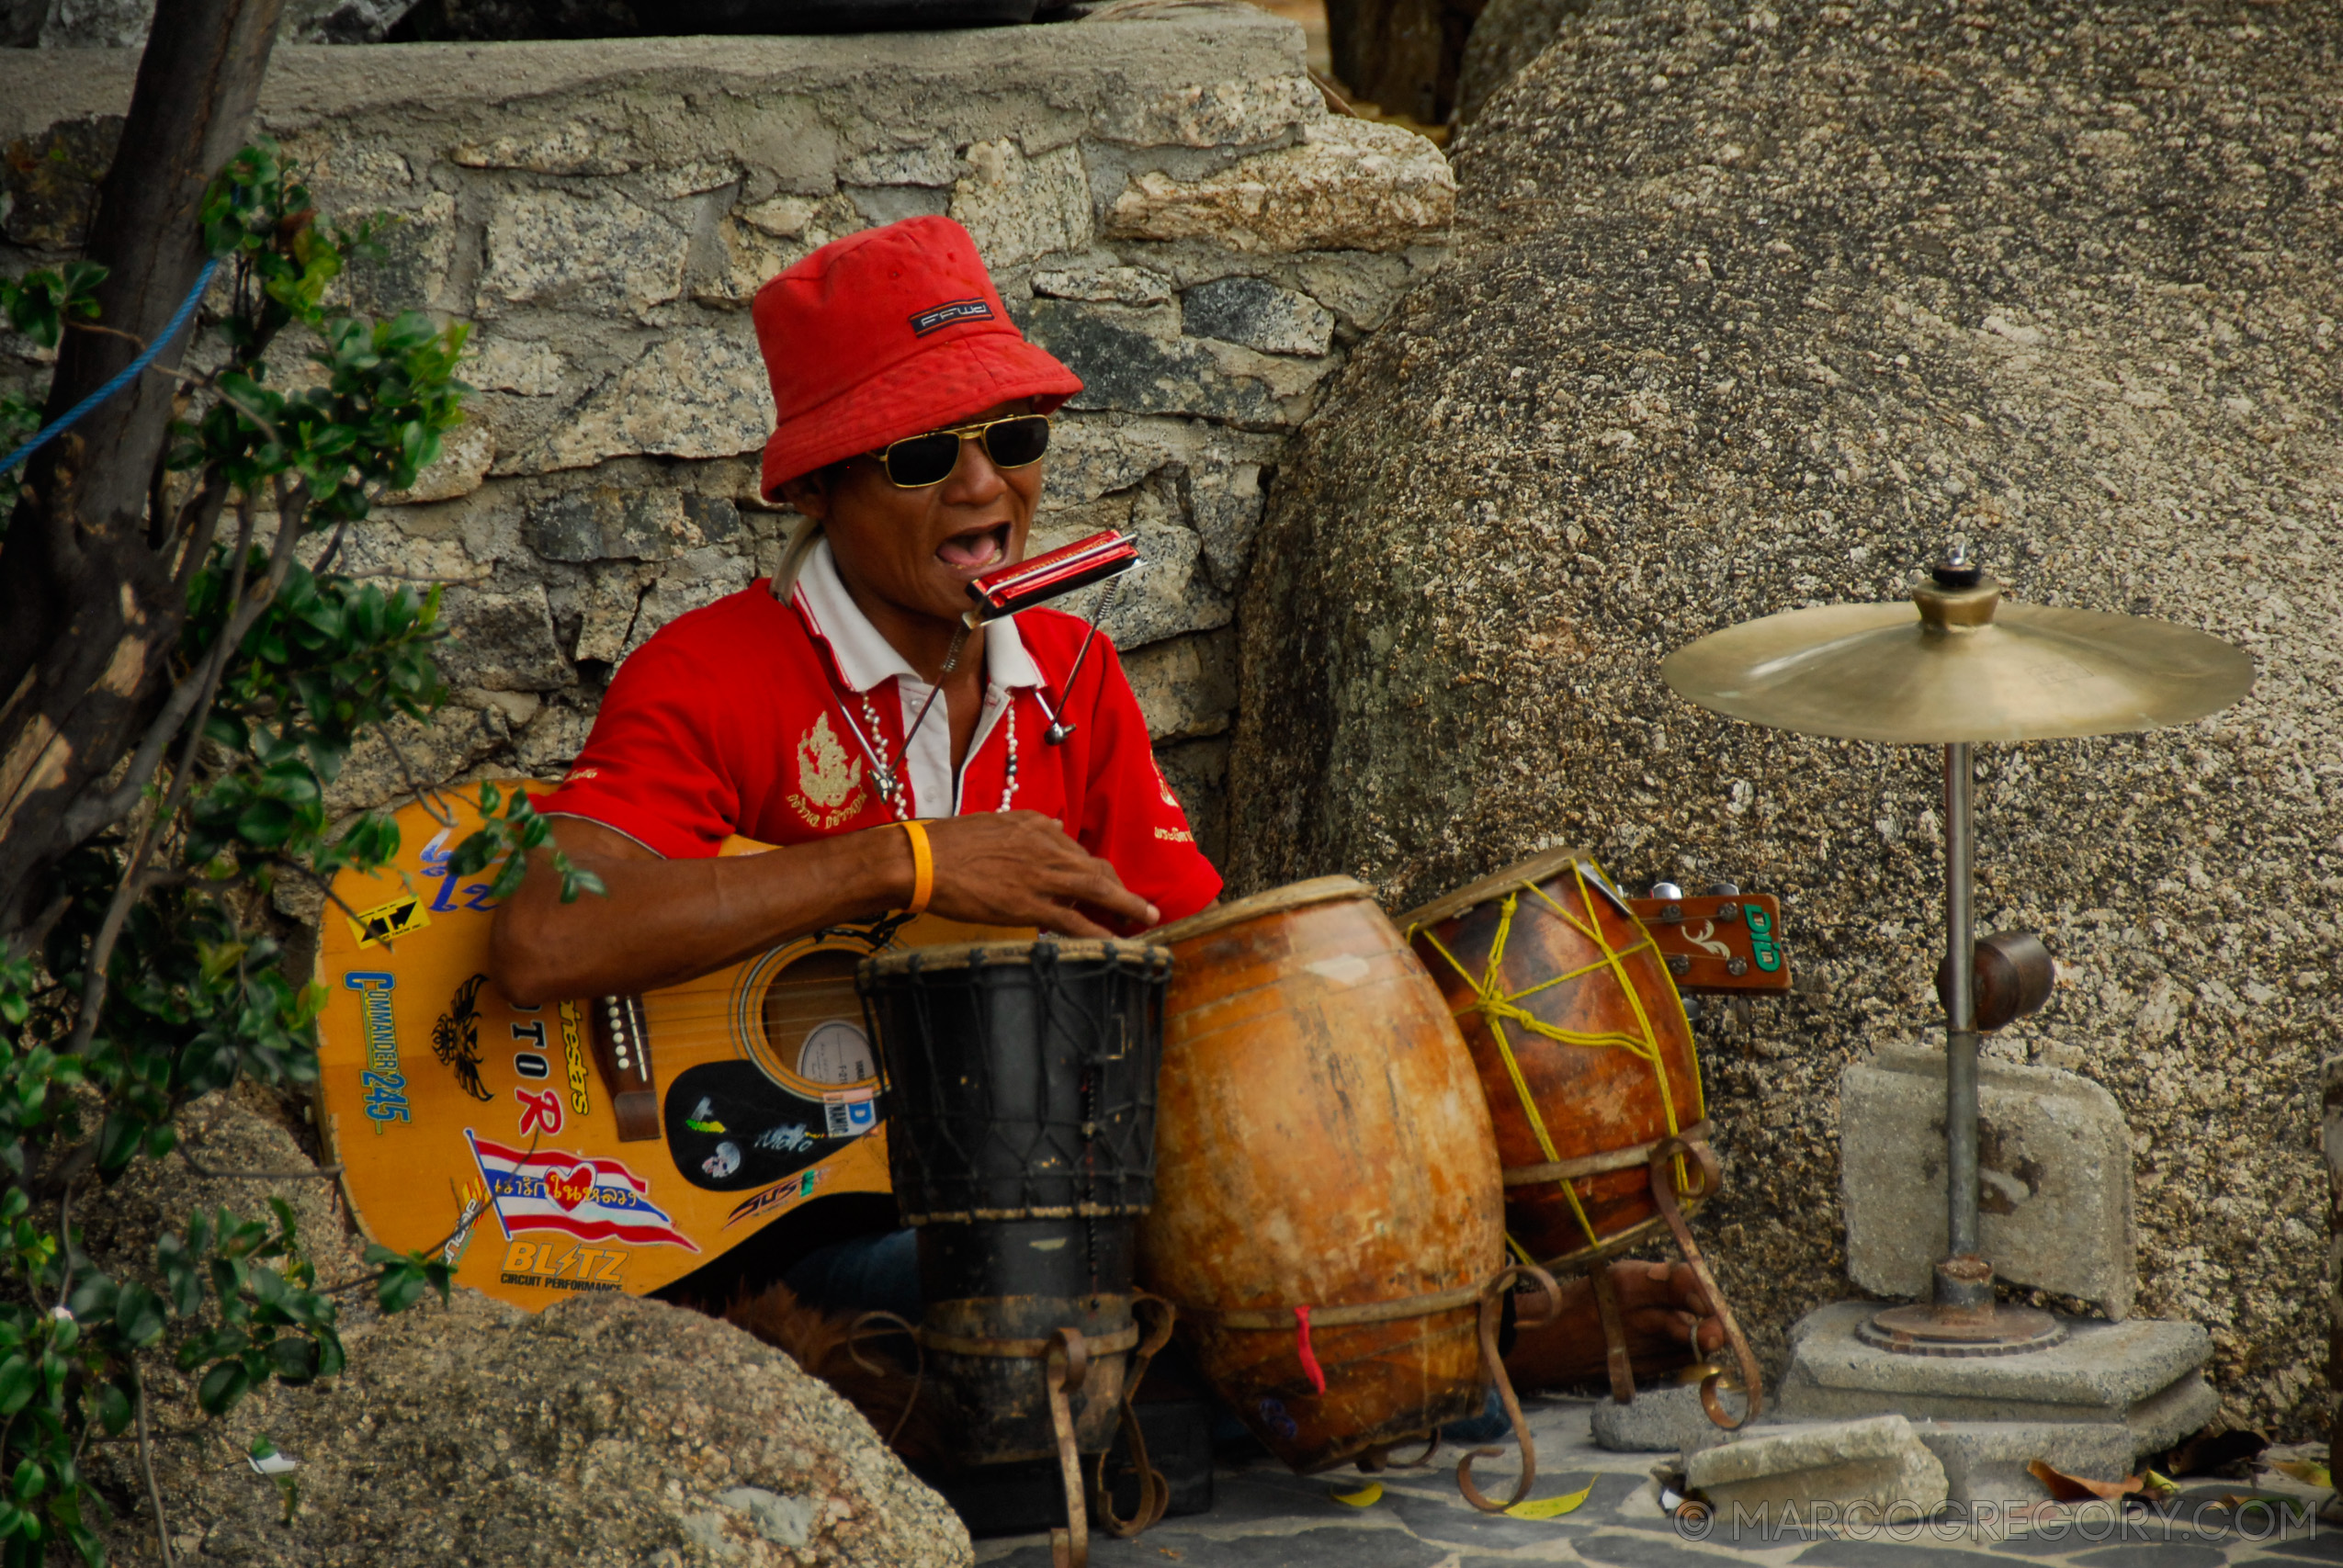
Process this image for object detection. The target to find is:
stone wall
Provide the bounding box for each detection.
[0,6,1454,867]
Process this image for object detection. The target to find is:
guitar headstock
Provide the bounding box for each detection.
[1627,889,1791,995]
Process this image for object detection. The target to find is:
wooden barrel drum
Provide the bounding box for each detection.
[1138,878,1514,1476]
[1400,847,1761,1422]
[1400,848,1713,1268]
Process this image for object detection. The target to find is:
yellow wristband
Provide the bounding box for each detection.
[898,819,934,916]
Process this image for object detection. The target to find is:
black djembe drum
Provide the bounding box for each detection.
[858,935,1172,1552]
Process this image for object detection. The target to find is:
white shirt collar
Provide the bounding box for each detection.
[792,536,1044,694]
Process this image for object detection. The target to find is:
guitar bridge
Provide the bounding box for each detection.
[589,994,660,1141]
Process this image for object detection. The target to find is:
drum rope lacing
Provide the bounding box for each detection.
[874,942,1167,1226]
[1408,862,1700,1256]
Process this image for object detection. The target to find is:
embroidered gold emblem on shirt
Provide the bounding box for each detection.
[791,714,867,829]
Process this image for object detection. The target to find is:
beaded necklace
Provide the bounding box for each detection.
[840,676,1018,821]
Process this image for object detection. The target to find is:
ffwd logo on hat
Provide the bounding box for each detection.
[907,297,995,337]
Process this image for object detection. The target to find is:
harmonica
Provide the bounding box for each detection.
[964,530,1139,625]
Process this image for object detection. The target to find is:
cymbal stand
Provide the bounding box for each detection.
[1857,742,2064,1355]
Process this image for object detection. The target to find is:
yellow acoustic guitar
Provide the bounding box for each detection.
[315,788,1015,1308]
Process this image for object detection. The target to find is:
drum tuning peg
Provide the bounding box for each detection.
[1648,881,1683,900]
[1705,881,1739,897]
[1681,997,1704,1025]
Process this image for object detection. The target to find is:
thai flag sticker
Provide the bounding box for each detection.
[464,1132,699,1252]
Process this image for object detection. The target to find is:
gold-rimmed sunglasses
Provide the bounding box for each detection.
[866,413,1053,489]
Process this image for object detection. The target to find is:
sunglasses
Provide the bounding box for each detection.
[866,413,1052,488]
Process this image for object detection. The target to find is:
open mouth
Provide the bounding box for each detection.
[936,523,1011,574]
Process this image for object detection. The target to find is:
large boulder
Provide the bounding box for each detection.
[1228,0,2343,1435]
[74,1101,966,1566]
[96,1289,970,1567]
[1453,0,1581,126]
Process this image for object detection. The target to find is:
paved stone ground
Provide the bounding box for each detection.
[977,1400,2337,1568]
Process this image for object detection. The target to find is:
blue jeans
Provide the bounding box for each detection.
[783,1226,922,1321]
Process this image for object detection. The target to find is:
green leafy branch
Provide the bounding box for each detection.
[0,135,600,1568]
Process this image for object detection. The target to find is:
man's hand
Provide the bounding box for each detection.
[1502,1259,1726,1392]
[920,811,1159,936]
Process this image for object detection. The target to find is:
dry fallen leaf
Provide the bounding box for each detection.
[2028,1459,2145,1502]
[2269,1461,2333,1489]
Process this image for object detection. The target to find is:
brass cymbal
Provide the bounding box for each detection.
[1661,575,2254,744]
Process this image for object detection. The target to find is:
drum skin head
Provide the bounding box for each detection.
[1149,874,1367,945]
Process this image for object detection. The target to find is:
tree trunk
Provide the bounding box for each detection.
[0,0,284,942]
[1325,0,1487,124]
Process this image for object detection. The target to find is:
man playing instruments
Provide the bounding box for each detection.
[488,215,1721,1390]
[492,218,1217,1010]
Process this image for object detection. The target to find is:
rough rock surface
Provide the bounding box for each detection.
[51,1064,966,1565]
[72,1094,369,1292]
[1229,0,2343,1437]
[93,1290,970,1568]
[1454,0,1583,126]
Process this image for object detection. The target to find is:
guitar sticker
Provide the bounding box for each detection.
[431,974,495,1103]
[464,1132,698,1251]
[344,971,410,1132]
[663,1062,872,1192]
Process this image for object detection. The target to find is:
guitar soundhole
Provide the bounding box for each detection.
[759,949,876,1087]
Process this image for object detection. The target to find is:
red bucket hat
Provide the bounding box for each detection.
[753,216,1082,501]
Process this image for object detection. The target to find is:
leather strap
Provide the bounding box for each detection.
[1046,1330,1090,1568]
[1090,1294,1176,1540]
[1456,1265,1561,1514]
[1587,1264,1635,1405]
[916,1322,1141,1359]
[1174,1280,1487,1332]
[1647,1135,1764,1432]
[1501,1120,1715,1188]
[845,1310,925,1449]
[1355,1429,1443,1473]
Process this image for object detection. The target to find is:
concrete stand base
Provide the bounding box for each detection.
[1779,1302,2218,1441]
[1761,1300,2220,1506]
[1907,1418,2140,1505]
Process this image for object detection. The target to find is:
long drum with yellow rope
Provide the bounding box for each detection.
[1398,849,1712,1270]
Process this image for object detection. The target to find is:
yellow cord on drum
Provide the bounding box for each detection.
[1411,861,1702,1251]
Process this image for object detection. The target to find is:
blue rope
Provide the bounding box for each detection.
[1,255,222,478]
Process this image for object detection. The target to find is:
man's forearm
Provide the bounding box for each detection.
[487,826,911,1005]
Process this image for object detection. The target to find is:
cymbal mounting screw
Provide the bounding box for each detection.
[1933,539,1983,589]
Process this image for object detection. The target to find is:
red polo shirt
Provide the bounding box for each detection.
[534,572,1222,924]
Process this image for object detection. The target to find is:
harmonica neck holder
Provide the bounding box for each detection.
[1044,572,1129,746]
